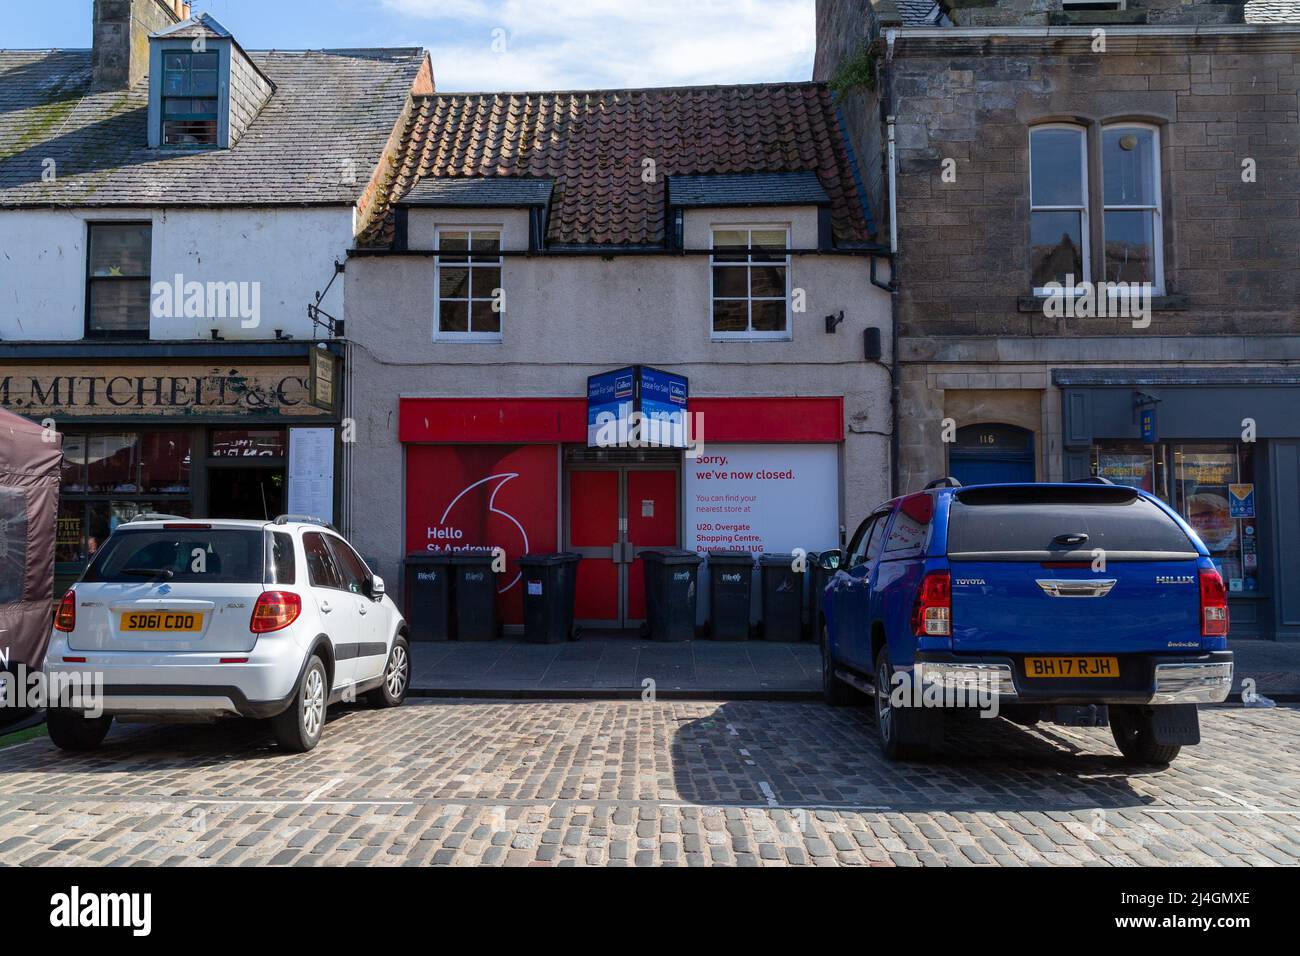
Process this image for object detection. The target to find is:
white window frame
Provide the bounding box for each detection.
[1029,123,1090,295]
[709,224,792,341]
[433,225,504,343]
[1101,122,1165,296]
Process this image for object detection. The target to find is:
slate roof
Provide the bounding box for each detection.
[1244,0,1300,22]
[895,0,947,25]
[667,171,830,208]
[0,47,428,207]
[356,83,875,249]
[397,176,554,207]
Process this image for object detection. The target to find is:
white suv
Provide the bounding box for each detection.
[44,515,410,753]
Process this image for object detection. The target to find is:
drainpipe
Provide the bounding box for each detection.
[884,28,902,498]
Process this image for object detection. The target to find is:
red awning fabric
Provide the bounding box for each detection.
[0,406,62,671]
[398,397,844,444]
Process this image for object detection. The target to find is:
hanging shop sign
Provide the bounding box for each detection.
[586,365,689,448]
[1139,407,1158,443]
[308,347,337,412]
[0,363,331,419]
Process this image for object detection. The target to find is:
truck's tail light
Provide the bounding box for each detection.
[251,591,301,633]
[912,571,951,637]
[1200,568,1229,637]
[54,590,76,633]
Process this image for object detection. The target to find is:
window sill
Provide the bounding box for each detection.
[1017,293,1188,313]
[432,336,504,344]
[710,334,793,343]
[1048,10,1148,26]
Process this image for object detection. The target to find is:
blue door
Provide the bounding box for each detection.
[948,424,1035,486]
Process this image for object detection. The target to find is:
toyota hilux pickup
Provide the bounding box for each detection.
[820,480,1233,765]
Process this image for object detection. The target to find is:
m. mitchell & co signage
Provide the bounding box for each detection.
[0,363,332,418]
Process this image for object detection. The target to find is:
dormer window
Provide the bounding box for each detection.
[161,51,219,146]
[147,14,274,151]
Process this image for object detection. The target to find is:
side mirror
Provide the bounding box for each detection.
[819,550,843,571]
[369,574,386,601]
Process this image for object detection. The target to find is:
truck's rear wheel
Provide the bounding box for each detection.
[1111,708,1181,765]
[874,647,942,760]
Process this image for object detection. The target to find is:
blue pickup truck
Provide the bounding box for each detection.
[820,479,1233,765]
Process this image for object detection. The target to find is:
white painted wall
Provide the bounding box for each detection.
[0,206,353,341]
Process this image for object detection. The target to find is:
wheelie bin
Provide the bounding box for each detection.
[705,550,754,641]
[402,552,455,642]
[518,552,582,643]
[448,550,499,641]
[758,553,804,642]
[805,549,841,641]
[641,549,703,642]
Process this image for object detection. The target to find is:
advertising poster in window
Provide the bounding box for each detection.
[1097,452,1153,491]
[405,444,558,625]
[683,444,839,555]
[1178,451,1239,582]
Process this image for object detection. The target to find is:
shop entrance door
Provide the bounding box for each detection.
[567,465,679,629]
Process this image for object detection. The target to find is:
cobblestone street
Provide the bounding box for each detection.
[0,701,1297,867]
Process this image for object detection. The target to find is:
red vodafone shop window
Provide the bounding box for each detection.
[405,444,559,625]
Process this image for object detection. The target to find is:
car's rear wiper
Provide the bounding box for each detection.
[121,568,175,579]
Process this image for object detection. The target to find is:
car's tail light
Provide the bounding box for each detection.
[912,571,951,637]
[250,591,301,633]
[54,590,76,632]
[1200,568,1229,637]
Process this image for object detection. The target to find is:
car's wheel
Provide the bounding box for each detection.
[270,655,328,753]
[874,646,941,761]
[820,626,856,707]
[46,709,113,752]
[366,636,410,709]
[1111,707,1181,765]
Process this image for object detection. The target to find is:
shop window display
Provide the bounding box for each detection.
[1091,441,1258,592]
[55,430,194,566]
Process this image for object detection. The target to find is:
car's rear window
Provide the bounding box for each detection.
[947,487,1195,556]
[83,528,266,584]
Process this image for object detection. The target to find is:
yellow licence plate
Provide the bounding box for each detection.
[120,611,204,633]
[1024,656,1119,678]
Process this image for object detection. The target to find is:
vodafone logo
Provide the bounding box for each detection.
[432,473,530,594]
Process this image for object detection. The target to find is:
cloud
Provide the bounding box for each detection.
[378,0,814,91]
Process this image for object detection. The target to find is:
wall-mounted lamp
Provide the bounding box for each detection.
[824,310,844,334]
[210,329,224,341]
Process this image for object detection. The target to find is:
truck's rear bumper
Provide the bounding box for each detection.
[910,651,1233,706]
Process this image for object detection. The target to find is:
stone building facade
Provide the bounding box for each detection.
[816,0,1300,638]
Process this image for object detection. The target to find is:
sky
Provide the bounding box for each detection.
[0,0,818,91]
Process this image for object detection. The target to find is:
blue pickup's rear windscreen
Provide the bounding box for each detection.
[948,489,1194,554]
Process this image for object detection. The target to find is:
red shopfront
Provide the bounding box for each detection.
[399,396,844,632]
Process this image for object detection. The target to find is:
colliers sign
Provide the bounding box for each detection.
[0,364,332,419]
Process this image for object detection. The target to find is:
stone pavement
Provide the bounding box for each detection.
[1232,639,1300,700]
[0,700,1297,866]
[409,636,821,695]
[405,636,1300,700]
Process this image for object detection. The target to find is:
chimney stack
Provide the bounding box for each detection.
[91,0,183,92]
